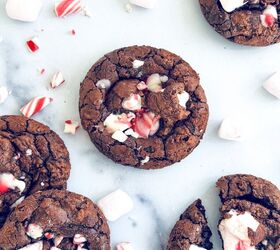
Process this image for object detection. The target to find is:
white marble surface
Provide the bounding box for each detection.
[0,0,280,249]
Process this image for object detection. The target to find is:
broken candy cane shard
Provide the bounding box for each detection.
[55,0,82,17]
[260,5,277,27]
[26,37,40,53]
[26,223,43,239]
[116,242,134,250]
[112,130,128,142]
[129,0,157,9]
[97,189,134,222]
[263,71,280,99]
[219,0,245,13]
[0,173,26,193]
[20,96,53,118]
[18,241,43,250]
[51,72,65,88]
[122,94,142,111]
[44,232,54,239]
[64,120,80,134]
[73,234,87,244]
[133,60,144,69]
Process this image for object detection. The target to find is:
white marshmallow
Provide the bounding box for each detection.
[6,0,43,22]
[177,91,190,108]
[189,245,207,250]
[26,223,43,239]
[263,71,280,99]
[0,86,9,104]
[129,0,157,9]
[219,210,259,250]
[98,189,134,221]
[18,241,43,250]
[219,0,245,13]
[116,242,133,250]
[112,130,128,143]
[218,116,243,141]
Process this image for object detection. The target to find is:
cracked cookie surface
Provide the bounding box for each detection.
[217,174,280,250]
[167,199,213,250]
[79,45,209,169]
[199,0,280,46]
[0,115,71,227]
[0,189,110,250]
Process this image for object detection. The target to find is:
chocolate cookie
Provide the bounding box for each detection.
[217,174,280,250]
[79,45,209,169]
[0,190,110,250]
[167,199,213,250]
[0,115,71,227]
[199,0,280,46]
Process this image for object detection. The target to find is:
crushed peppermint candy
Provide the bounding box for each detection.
[129,0,157,9]
[137,81,148,90]
[132,59,144,69]
[50,72,65,89]
[73,234,87,245]
[55,0,82,17]
[26,37,40,53]
[37,68,45,75]
[44,232,55,239]
[20,96,53,118]
[0,173,26,194]
[71,29,76,35]
[18,241,43,250]
[26,223,43,239]
[104,113,135,133]
[96,79,111,89]
[122,94,142,111]
[0,86,10,104]
[116,242,133,250]
[263,71,280,99]
[64,120,80,134]
[260,5,278,27]
[112,130,128,143]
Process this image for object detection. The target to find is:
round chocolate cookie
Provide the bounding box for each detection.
[0,115,71,227]
[217,174,280,250]
[199,0,280,46]
[79,45,209,169]
[167,199,213,250]
[0,190,110,249]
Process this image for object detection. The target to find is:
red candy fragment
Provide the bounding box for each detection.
[26,37,40,53]
[55,0,82,17]
[0,183,9,194]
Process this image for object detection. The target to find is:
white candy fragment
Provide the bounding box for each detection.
[51,72,65,89]
[96,79,111,89]
[64,120,80,135]
[6,0,43,22]
[18,241,43,250]
[219,0,245,13]
[73,234,87,245]
[26,223,43,239]
[219,210,260,250]
[0,86,10,104]
[104,113,135,133]
[177,91,190,108]
[11,196,25,208]
[189,245,207,250]
[146,74,168,93]
[263,71,280,99]
[218,116,243,141]
[125,128,139,138]
[116,242,133,250]
[112,130,128,143]
[98,189,134,221]
[54,236,64,246]
[133,60,144,69]
[140,156,150,165]
[0,173,26,193]
[129,0,157,9]
[122,94,142,111]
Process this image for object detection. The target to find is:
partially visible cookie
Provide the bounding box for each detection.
[0,190,110,250]
[0,115,71,227]
[79,45,209,169]
[167,199,213,250]
[199,0,280,46]
[217,174,280,250]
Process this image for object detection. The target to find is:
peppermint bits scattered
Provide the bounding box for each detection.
[55,0,82,17]
[26,37,40,53]
[261,5,277,27]
[20,96,53,118]
[64,120,80,135]
[50,72,65,89]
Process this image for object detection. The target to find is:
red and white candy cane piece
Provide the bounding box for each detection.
[20,96,53,118]
[44,232,54,239]
[50,72,65,88]
[64,120,80,135]
[55,0,82,17]
[116,242,133,250]
[54,236,64,247]
[73,234,87,245]
[26,37,40,53]
[260,5,278,27]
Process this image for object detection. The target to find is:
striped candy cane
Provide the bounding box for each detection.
[55,0,82,17]
[20,96,53,118]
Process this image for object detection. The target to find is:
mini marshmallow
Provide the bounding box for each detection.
[18,241,43,250]
[116,242,133,250]
[26,223,43,239]
[0,86,9,104]
[6,0,43,22]
[219,0,245,13]
[263,71,280,99]
[98,189,134,221]
[129,0,157,9]
[218,116,243,141]
[132,60,144,69]
[177,91,190,108]
[64,120,80,135]
[96,79,111,89]
[112,130,128,143]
